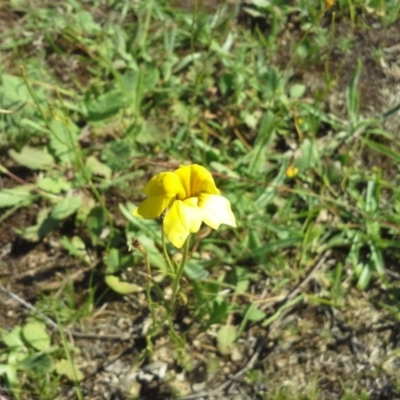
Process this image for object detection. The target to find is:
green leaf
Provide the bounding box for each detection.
[60,236,90,263]
[134,119,165,144]
[101,140,132,172]
[234,266,252,294]
[184,260,209,281]
[289,83,306,99]
[85,156,112,180]
[85,90,126,121]
[87,206,107,245]
[295,138,320,171]
[75,10,100,34]
[76,194,96,223]
[217,325,237,355]
[357,263,371,290]
[55,359,84,381]
[17,207,58,242]
[51,196,82,220]
[18,353,53,374]
[244,303,266,322]
[0,364,18,386]
[105,275,143,295]
[135,233,166,270]
[363,139,400,164]
[22,321,50,351]
[252,111,276,168]
[2,326,25,349]
[48,117,79,165]
[1,74,40,116]
[8,146,54,170]
[120,202,161,240]
[104,248,121,274]
[346,60,362,120]
[36,175,71,194]
[0,186,34,208]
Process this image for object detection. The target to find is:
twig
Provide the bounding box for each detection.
[268,249,333,334]
[0,281,133,341]
[285,250,332,304]
[178,340,263,400]
[0,281,58,329]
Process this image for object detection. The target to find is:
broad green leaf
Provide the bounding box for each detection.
[217,325,237,355]
[18,353,53,374]
[0,186,34,208]
[55,359,84,381]
[120,202,160,240]
[86,206,106,245]
[60,236,90,263]
[22,321,50,351]
[101,140,132,172]
[76,193,96,223]
[184,260,209,281]
[135,233,166,270]
[48,117,79,165]
[75,10,100,34]
[290,83,306,98]
[36,175,71,194]
[1,74,43,117]
[85,156,112,180]
[17,207,58,242]
[2,326,25,349]
[51,196,82,220]
[105,275,143,295]
[104,248,120,274]
[85,90,126,121]
[0,364,18,386]
[295,138,320,171]
[234,266,254,294]
[134,119,165,144]
[244,303,266,322]
[247,0,270,7]
[8,146,54,170]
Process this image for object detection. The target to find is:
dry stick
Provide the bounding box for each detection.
[0,281,133,341]
[178,343,263,400]
[268,249,333,335]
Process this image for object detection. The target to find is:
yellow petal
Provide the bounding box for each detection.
[198,194,236,230]
[142,171,185,198]
[163,199,204,248]
[174,165,220,199]
[133,195,174,219]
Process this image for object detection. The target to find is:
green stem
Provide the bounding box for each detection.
[162,228,176,274]
[170,237,190,309]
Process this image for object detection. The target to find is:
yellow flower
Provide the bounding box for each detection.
[325,0,335,9]
[286,165,299,178]
[134,164,236,248]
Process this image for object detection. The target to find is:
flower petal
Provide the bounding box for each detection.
[142,171,185,198]
[199,194,236,230]
[133,195,174,219]
[163,199,204,248]
[174,165,220,199]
